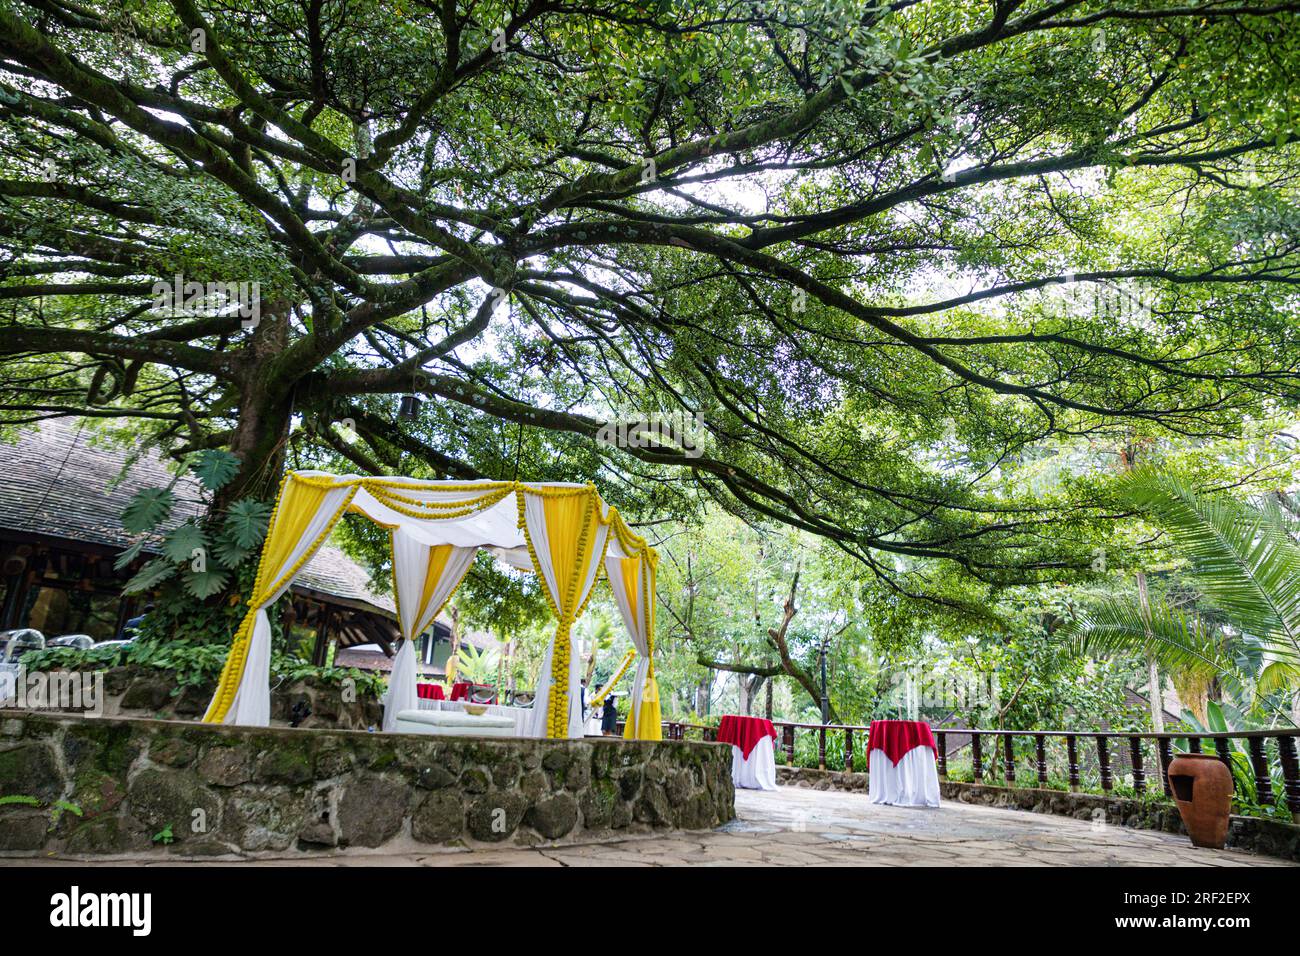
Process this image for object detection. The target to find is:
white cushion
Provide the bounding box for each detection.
[395,709,515,729]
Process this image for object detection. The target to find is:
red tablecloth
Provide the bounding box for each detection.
[449,681,471,701]
[716,715,777,760]
[416,683,445,700]
[867,720,936,765]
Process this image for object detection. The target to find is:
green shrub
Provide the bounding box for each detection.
[20,640,387,701]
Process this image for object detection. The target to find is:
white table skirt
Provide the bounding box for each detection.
[731,736,778,791]
[868,746,940,807]
[416,698,533,736]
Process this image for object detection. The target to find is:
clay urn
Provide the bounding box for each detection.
[1167,752,1233,849]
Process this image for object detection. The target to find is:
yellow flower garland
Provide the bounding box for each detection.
[587,649,636,707]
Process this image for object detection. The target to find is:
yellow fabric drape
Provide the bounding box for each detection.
[203,476,351,723]
[384,536,475,731]
[420,545,463,686]
[622,554,661,740]
[391,540,472,641]
[529,489,609,737]
[419,545,456,620]
[626,676,662,741]
[618,556,639,621]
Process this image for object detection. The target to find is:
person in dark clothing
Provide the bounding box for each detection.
[117,603,155,641]
[601,694,619,735]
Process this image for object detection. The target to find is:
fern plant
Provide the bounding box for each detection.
[1065,469,1300,711]
[117,449,271,601]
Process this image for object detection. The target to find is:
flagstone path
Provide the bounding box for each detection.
[5,786,1293,866]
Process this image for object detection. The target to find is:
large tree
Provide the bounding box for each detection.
[2,0,1299,604]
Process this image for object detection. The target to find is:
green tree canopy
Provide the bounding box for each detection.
[2,0,1299,605]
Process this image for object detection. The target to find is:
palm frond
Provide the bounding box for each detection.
[1061,595,1226,677]
[1257,659,1300,695]
[1122,469,1300,660]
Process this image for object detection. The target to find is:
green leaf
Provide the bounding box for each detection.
[1122,470,1300,667]
[122,487,175,534]
[212,536,251,569]
[1060,594,1226,675]
[1257,659,1300,694]
[123,558,177,594]
[1065,469,1300,697]
[113,538,147,571]
[184,566,230,599]
[224,499,272,550]
[1204,699,1229,734]
[162,522,207,564]
[189,449,241,491]
[50,799,82,818]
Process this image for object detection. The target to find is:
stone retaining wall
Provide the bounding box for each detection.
[775,765,1300,862]
[26,665,384,730]
[0,712,735,856]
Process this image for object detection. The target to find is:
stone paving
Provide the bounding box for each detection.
[5,786,1293,866]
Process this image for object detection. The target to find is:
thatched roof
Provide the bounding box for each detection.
[0,418,394,616]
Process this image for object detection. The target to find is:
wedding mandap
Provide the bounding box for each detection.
[201,472,661,740]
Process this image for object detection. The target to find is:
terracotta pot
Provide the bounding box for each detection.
[1167,753,1232,849]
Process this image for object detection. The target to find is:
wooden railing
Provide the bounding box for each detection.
[659,719,1300,818]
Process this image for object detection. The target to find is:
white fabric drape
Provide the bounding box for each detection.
[605,552,653,735]
[224,612,274,726]
[731,737,778,791]
[521,491,609,739]
[220,483,355,726]
[384,639,419,734]
[382,531,476,732]
[868,747,941,807]
[348,482,523,549]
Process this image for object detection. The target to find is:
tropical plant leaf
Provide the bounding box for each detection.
[1204,699,1229,734]
[123,558,177,594]
[162,522,207,564]
[1122,469,1300,663]
[189,449,241,491]
[223,499,272,550]
[184,566,230,599]
[211,536,251,569]
[1060,595,1226,677]
[1256,659,1300,694]
[121,487,175,533]
[455,643,500,684]
[112,538,147,571]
